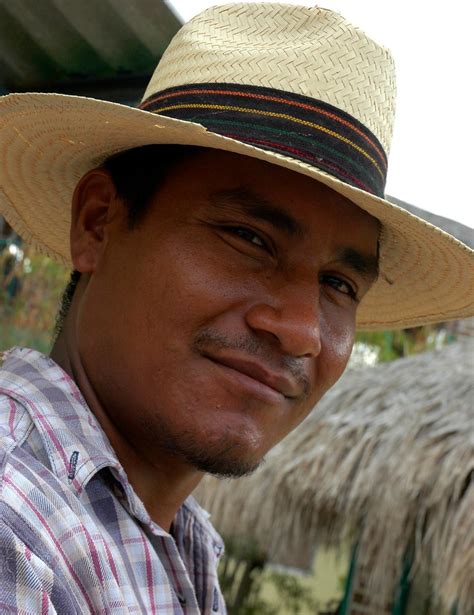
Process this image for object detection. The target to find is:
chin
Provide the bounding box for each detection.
[137,390,274,477]
[186,448,265,478]
[177,420,268,478]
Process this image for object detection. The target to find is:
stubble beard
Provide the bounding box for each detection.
[133,326,303,479]
[138,410,264,479]
[173,433,264,478]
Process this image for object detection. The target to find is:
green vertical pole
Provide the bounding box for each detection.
[391,555,411,615]
[338,544,359,615]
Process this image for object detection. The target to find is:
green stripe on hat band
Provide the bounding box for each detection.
[140,83,388,197]
[185,116,378,191]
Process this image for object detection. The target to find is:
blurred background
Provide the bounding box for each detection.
[1,2,472,614]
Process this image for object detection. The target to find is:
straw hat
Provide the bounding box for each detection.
[0,3,472,330]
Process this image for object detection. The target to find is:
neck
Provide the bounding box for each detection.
[50,282,202,531]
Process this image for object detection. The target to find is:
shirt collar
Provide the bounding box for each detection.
[0,346,125,496]
[0,347,225,550]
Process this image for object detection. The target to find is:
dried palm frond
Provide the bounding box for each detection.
[195,340,474,614]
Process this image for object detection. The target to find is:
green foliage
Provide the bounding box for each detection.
[218,538,267,614]
[218,539,340,614]
[355,325,453,364]
[264,570,321,614]
[0,245,69,353]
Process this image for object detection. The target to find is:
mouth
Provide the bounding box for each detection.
[203,353,301,403]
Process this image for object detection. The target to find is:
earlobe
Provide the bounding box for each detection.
[69,169,117,274]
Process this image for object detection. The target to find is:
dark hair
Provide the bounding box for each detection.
[54,144,203,338]
[103,144,203,228]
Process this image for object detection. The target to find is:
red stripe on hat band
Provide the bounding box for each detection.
[226,134,372,193]
[140,83,387,197]
[142,87,386,165]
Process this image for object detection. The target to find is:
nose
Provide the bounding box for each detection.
[244,288,322,358]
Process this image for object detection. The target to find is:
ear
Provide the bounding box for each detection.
[70,168,119,273]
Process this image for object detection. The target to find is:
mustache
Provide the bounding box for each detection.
[192,328,312,400]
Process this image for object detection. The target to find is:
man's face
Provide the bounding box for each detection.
[76,149,379,477]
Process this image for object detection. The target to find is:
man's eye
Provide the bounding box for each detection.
[226,226,267,250]
[321,274,357,300]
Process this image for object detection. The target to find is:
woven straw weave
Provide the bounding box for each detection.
[0,2,472,329]
[145,4,396,153]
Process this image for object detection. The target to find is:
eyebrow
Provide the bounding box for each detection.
[209,186,379,283]
[335,246,379,284]
[209,187,304,238]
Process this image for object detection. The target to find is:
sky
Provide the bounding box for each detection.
[167,0,473,229]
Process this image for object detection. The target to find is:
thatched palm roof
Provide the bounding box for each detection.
[195,340,474,614]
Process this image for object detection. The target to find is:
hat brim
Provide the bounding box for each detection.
[1,93,473,330]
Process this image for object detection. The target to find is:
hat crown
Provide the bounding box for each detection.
[143,3,396,154]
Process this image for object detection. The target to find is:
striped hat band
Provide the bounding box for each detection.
[140,83,388,198]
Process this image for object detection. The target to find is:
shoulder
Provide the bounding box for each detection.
[0,391,34,452]
[0,347,64,485]
[0,347,44,457]
[0,391,36,501]
[0,348,43,472]
[0,388,61,553]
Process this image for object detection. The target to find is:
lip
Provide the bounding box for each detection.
[204,354,300,402]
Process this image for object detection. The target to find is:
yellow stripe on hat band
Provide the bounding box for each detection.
[152,103,385,181]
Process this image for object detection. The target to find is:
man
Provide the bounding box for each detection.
[0,3,472,613]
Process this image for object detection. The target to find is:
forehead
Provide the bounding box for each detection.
[160,148,380,243]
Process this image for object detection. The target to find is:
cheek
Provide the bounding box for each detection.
[285,321,353,436]
[318,309,355,388]
[106,241,254,391]
[139,238,262,335]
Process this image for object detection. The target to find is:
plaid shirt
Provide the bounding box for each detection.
[0,347,226,614]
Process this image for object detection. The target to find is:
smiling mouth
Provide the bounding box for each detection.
[203,353,300,403]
